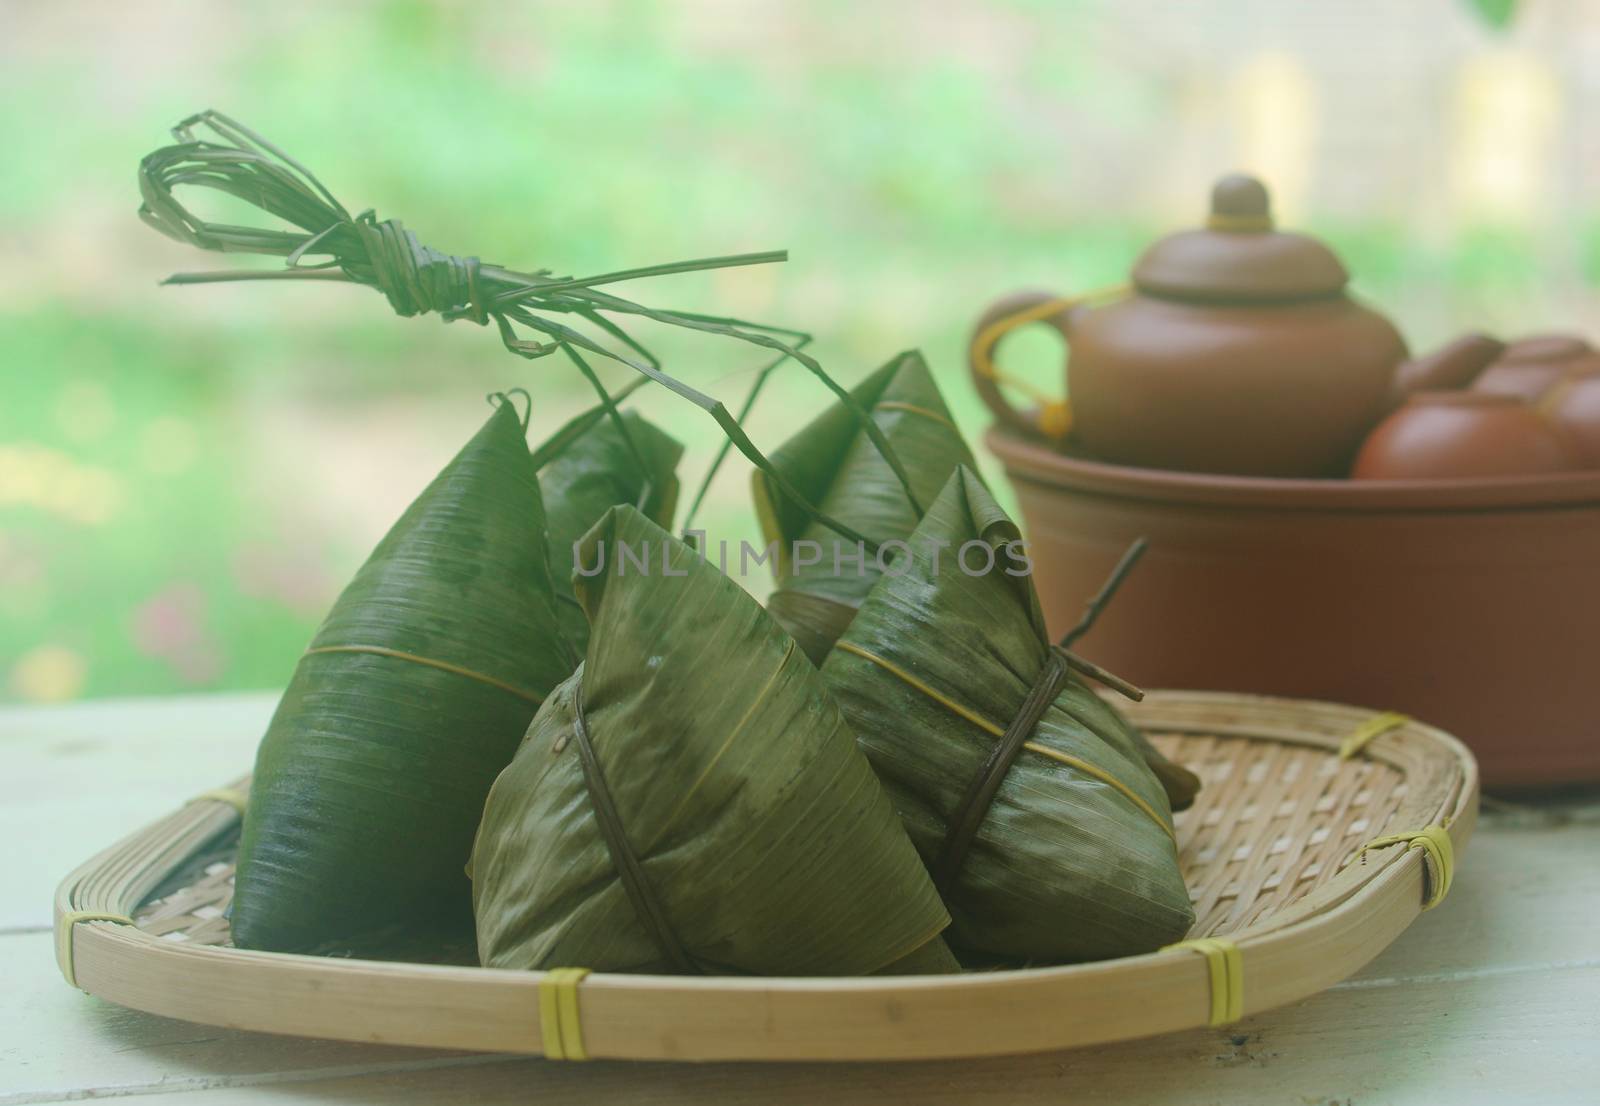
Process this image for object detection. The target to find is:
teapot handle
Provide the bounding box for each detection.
[968,289,1101,441]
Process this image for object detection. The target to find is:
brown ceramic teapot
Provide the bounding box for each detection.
[970,174,1422,477]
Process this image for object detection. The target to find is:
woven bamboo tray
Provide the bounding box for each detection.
[54,690,1476,1062]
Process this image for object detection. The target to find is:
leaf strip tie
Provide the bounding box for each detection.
[872,400,960,432]
[570,682,699,974]
[1057,649,1145,702]
[1017,740,1173,842]
[932,648,1073,891]
[139,111,923,553]
[833,640,1173,895]
[302,645,544,706]
[349,214,490,321]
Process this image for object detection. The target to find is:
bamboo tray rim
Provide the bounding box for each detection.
[54,690,1478,1062]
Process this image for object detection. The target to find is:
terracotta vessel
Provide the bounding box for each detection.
[1501,332,1592,365]
[970,174,1418,477]
[987,428,1600,788]
[1387,332,1503,401]
[1352,391,1579,480]
[1474,333,1600,402]
[1545,372,1600,468]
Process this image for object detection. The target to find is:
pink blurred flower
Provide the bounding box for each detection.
[232,541,337,617]
[131,582,224,685]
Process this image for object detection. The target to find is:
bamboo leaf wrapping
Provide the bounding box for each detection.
[753,351,975,663]
[470,506,956,975]
[233,401,573,953]
[822,468,1194,963]
[1129,723,1203,811]
[535,408,683,654]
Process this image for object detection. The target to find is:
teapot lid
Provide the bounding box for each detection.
[1131,174,1349,303]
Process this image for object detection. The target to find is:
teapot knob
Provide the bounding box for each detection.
[1209,174,1273,231]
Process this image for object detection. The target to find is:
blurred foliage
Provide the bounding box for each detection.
[0,311,320,699]
[0,0,1590,702]
[1465,0,1518,30]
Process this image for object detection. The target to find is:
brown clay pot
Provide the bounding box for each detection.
[1387,331,1503,402]
[988,428,1600,788]
[1545,372,1600,468]
[1475,362,1581,402]
[1501,332,1591,364]
[969,174,1409,478]
[1352,391,1579,481]
[1473,333,1600,402]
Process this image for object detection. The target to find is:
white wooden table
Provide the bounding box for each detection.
[3,693,1597,1105]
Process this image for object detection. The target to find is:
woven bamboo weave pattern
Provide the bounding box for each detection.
[131,729,1414,949]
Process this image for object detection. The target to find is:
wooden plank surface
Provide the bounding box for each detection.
[0,693,275,932]
[3,694,1598,1104]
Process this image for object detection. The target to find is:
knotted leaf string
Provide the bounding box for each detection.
[137,110,920,552]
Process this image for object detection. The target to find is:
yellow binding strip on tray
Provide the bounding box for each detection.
[833,641,1174,843]
[1353,825,1455,910]
[187,787,248,814]
[1339,711,1410,760]
[1162,937,1243,1027]
[304,644,545,707]
[58,910,134,989]
[539,967,593,1060]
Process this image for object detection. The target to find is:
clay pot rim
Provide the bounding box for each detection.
[987,428,1600,513]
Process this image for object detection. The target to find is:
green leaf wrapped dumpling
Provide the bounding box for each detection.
[822,467,1194,964]
[471,506,956,975]
[753,350,975,664]
[233,400,574,953]
[534,407,683,654]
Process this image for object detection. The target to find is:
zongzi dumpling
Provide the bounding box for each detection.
[233,400,574,953]
[534,406,683,654]
[1130,723,1202,812]
[822,467,1194,963]
[753,350,974,663]
[471,505,956,975]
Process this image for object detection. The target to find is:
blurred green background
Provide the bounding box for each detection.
[2,0,1593,703]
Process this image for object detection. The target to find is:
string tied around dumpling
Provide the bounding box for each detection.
[931,647,1073,892]
[929,536,1159,892]
[570,680,701,975]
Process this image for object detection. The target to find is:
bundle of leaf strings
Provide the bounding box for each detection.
[138,110,919,552]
